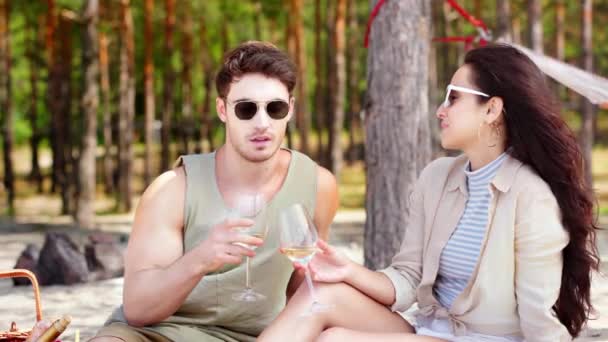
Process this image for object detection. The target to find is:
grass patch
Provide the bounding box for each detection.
[337,147,608,213]
[593,147,608,216]
[2,140,607,217]
[338,162,366,210]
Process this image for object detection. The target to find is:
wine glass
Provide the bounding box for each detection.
[278,203,331,315]
[229,193,268,302]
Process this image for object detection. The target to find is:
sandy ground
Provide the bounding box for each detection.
[0,212,606,341]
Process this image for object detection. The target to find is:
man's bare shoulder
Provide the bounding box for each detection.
[316,165,337,194]
[134,166,186,226]
[140,167,186,203]
[313,165,338,239]
[126,167,187,273]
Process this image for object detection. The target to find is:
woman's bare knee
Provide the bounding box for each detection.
[316,327,347,342]
[289,281,353,311]
[89,337,125,342]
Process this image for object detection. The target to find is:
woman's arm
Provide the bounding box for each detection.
[341,258,399,306]
[515,191,571,342]
[374,174,426,312]
[307,168,428,311]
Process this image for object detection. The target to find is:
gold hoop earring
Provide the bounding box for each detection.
[478,122,501,148]
[490,122,502,147]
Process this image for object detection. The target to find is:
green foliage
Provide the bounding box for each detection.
[1,0,607,151]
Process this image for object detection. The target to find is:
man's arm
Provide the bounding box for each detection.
[122,167,261,327]
[286,166,339,298]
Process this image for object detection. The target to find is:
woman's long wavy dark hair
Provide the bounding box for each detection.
[465,44,600,337]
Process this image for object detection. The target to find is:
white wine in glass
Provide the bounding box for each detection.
[280,246,317,264]
[229,193,268,301]
[278,203,331,315]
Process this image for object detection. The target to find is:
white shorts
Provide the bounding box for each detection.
[415,318,524,342]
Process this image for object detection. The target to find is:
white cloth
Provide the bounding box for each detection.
[507,41,608,106]
[415,317,524,342]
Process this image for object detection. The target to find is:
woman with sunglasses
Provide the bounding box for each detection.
[259,44,599,342]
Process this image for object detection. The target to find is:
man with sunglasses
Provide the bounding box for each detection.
[93,41,339,342]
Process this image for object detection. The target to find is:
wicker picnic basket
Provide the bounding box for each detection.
[0,269,42,342]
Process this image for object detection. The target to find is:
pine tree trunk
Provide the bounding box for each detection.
[454,10,465,64]
[345,0,360,163]
[66,11,79,216]
[27,15,43,193]
[551,0,566,99]
[253,0,262,39]
[117,0,135,212]
[364,0,431,269]
[199,17,214,153]
[46,0,59,194]
[474,0,482,20]
[161,0,175,172]
[76,0,99,229]
[329,0,346,176]
[580,0,594,188]
[527,0,543,53]
[0,0,14,214]
[201,71,214,152]
[57,14,74,215]
[428,2,441,158]
[220,10,229,57]
[442,2,457,74]
[324,0,335,168]
[143,0,155,186]
[99,33,113,194]
[286,8,296,74]
[437,1,450,98]
[555,0,565,61]
[291,0,309,155]
[496,0,512,42]
[512,17,522,45]
[284,10,294,150]
[180,2,194,155]
[314,0,325,162]
[268,18,281,45]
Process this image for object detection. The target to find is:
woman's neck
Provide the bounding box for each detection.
[465,145,506,171]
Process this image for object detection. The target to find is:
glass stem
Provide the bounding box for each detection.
[304,268,318,303]
[245,256,251,289]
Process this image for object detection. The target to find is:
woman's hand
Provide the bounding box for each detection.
[26,320,51,342]
[295,239,353,283]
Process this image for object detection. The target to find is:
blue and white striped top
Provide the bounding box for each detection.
[433,152,508,309]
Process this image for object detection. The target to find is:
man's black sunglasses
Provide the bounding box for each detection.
[228,99,290,120]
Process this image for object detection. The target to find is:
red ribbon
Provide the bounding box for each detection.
[364,0,387,48]
[364,0,489,49]
[434,0,490,49]
[445,0,488,31]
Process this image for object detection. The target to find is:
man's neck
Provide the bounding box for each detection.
[215,144,283,193]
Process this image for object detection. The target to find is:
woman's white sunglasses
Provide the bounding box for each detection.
[443,84,490,107]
